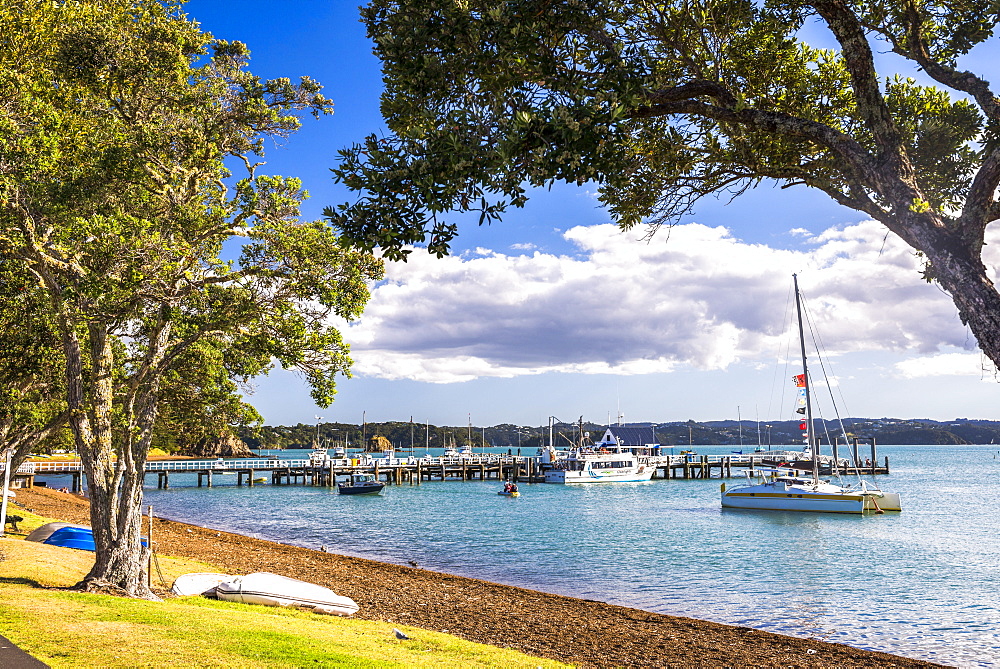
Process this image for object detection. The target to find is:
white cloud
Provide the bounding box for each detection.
[895,351,998,379]
[788,227,812,237]
[509,242,537,251]
[342,221,988,383]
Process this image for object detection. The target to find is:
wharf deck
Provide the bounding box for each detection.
[6,453,891,490]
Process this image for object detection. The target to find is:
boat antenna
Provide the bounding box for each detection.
[793,274,820,485]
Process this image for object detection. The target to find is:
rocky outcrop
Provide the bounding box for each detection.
[183,432,256,458]
[366,435,392,452]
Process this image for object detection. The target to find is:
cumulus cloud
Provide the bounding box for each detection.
[340,221,989,383]
[895,351,998,379]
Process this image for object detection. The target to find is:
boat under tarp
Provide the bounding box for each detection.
[25,522,95,550]
[25,522,147,551]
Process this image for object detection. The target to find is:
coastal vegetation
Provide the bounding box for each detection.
[0,0,382,599]
[328,0,1000,374]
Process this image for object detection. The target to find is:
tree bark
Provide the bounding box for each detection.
[62,321,157,600]
[922,238,1000,374]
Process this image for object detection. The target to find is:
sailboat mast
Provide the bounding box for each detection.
[793,274,819,484]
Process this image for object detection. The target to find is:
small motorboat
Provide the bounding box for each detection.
[215,572,359,616]
[498,481,520,497]
[337,473,385,495]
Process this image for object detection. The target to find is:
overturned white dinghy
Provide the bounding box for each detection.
[171,573,232,597]
[215,572,359,616]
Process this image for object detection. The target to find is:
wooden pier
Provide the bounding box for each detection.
[7,451,891,490]
[649,454,890,480]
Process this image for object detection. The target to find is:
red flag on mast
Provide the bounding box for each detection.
[793,374,806,387]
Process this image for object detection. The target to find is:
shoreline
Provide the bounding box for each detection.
[13,488,941,668]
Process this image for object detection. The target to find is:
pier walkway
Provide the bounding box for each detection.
[5,451,890,491]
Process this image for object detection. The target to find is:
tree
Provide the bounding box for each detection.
[0,263,69,472]
[150,341,263,457]
[328,0,1000,367]
[1,0,382,598]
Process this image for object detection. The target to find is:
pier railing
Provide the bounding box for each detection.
[3,452,871,481]
[4,454,533,474]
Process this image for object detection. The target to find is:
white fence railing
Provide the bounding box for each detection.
[3,452,855,475]
[3,454,530,474]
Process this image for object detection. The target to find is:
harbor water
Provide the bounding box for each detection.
[131,444,998,666]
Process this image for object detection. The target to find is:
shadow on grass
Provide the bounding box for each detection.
[0,576,46,588]
[0,576,88,593]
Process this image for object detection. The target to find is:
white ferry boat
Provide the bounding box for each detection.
[543,449,654,484]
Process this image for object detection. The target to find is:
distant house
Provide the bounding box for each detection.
[595,426,660,453]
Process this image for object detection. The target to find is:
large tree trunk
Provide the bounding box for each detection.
[64,322,158,600]
[84,467,154,598]
[918,228,1000,372]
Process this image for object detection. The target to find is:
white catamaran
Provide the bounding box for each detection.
[721,275,902,513]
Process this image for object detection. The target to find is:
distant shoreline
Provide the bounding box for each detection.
[15,487,939,668]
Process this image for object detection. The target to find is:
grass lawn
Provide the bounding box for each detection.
[0,509,567,668]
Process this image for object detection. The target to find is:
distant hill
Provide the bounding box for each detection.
[237,417,1000,450]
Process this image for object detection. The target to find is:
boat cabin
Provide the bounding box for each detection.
[595,426,661,455]
[562,456,636,471]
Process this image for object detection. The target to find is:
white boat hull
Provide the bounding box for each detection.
[721,482,901,514]
[545,467,654,484]
[216,572,359,616]
[172,572,232,597]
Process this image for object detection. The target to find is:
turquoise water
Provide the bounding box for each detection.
[131,445,998,666]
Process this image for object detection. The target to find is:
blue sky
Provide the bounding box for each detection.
[185,0,1000,430]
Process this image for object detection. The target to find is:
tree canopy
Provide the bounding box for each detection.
[328,0,1000,368]
[1,0,382,598]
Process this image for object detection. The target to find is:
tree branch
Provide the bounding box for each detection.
[959,146,1000,245]
[809,0,913,181]
[628,98,882,189]
[888,1,1000,123]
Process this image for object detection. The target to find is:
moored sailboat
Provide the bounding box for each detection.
[721,275,902,513]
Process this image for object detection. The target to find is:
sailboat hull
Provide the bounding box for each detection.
[722,489,865,513]
[721,483,901,514]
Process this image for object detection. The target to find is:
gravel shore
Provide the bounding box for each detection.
[14,487,942,668]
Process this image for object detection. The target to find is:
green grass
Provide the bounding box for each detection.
[0,522,568,668]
